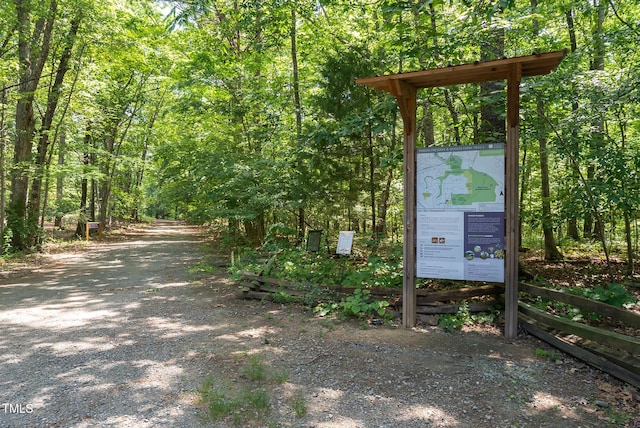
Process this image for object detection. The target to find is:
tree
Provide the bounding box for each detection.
[532,0,562,261]
[26,10,82,247]
[8,0,57,251]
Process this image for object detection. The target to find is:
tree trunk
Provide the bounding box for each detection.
[98,131,116,228]
[443,90,461,145]
[376,111,398,237]
[0,87,7,243]
[624,210,634,275]
[75,127,91,237]
[420,97,435,147]
[532,0,562,260]
[427,4,458,146]
[478,21,505,143]
[587,0,607,243]
[9,0,57,251]
[565,8,581,241]
[291,6,305,243]
[27,13,81,246]
[367,128,376,239]
[54,132,65,228]
[537,100,562,260]
[518,139,529,248]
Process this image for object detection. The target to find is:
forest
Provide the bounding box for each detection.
[0,0,639,276]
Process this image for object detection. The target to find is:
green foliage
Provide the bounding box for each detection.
[198,378,240,420]
[262,223,297,252]
[534,348,548,358]
[198,354,282,425]
[342,254,403,289]
[188,260,217,275]
[529,283,637,324]
[198,382,270,424]
[340,288,390,319]
[439,301,472,333]
[291,392,307,418]
[271,290,295,304]
[243,355,267,382]
[228,248,262,274]
[0,0,639,271]
[2,228,14,255]
[238,244,403,291]
[438,313,466,333]
[227,244,401,318]
[314,301,340,317]
[570,283,636,308]
[535,348,562,362]
[438,302,499,333]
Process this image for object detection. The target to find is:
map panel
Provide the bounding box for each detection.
[416,144,505,282]
[417,144,504,212]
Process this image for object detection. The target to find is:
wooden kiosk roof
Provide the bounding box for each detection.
[356,50,566,338]
[356,50,566,91]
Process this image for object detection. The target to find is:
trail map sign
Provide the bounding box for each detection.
[416,143,505,282]
[356,50,565,335]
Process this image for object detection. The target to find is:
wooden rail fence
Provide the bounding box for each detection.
[518,282,640,389]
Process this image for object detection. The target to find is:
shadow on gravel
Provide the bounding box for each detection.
[0,221,218,427]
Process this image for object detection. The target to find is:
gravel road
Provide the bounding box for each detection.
[1,221,206,427]
[1,221,638,427]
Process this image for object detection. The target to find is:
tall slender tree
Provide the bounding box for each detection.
[9,0,57,250]
[532,0,562,260]
[26,11,82,247]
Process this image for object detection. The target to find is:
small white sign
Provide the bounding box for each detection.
[336,231,355,255]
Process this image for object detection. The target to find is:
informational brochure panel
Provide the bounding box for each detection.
[416,144,505,282]
[336,231,355,255]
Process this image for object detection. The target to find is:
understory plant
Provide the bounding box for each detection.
[530,282,637,323]
[228,240,403,289]
[197,354,298,426]
[340,288,390,319]
[438,301,500,333]
[313,288,391,320]
[570,283,636,308]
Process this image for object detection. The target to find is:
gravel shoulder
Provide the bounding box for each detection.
[0,221,638,427]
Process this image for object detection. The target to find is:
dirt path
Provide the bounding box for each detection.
[0,221,209,427]
[1,221,638,427]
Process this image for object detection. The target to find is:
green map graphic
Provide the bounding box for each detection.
[439,156,498,205]
[417,145,504,210]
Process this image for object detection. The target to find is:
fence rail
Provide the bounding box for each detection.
[518,282,640,388]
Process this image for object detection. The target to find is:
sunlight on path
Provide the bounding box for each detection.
[0,221,208,428]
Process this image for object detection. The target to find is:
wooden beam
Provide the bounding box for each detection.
[356,51,566,92]
[520,282,640,329]
[417,301,499,315]
[391,80,418,328]
[417,285,503,303]
[519,302,640,354]
[504,63,522,339]
[519,315,640,389]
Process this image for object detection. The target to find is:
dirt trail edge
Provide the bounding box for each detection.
[1,220,638,428]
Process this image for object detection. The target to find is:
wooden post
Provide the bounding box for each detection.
[390,80,418,328]
[505,63,522,339]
